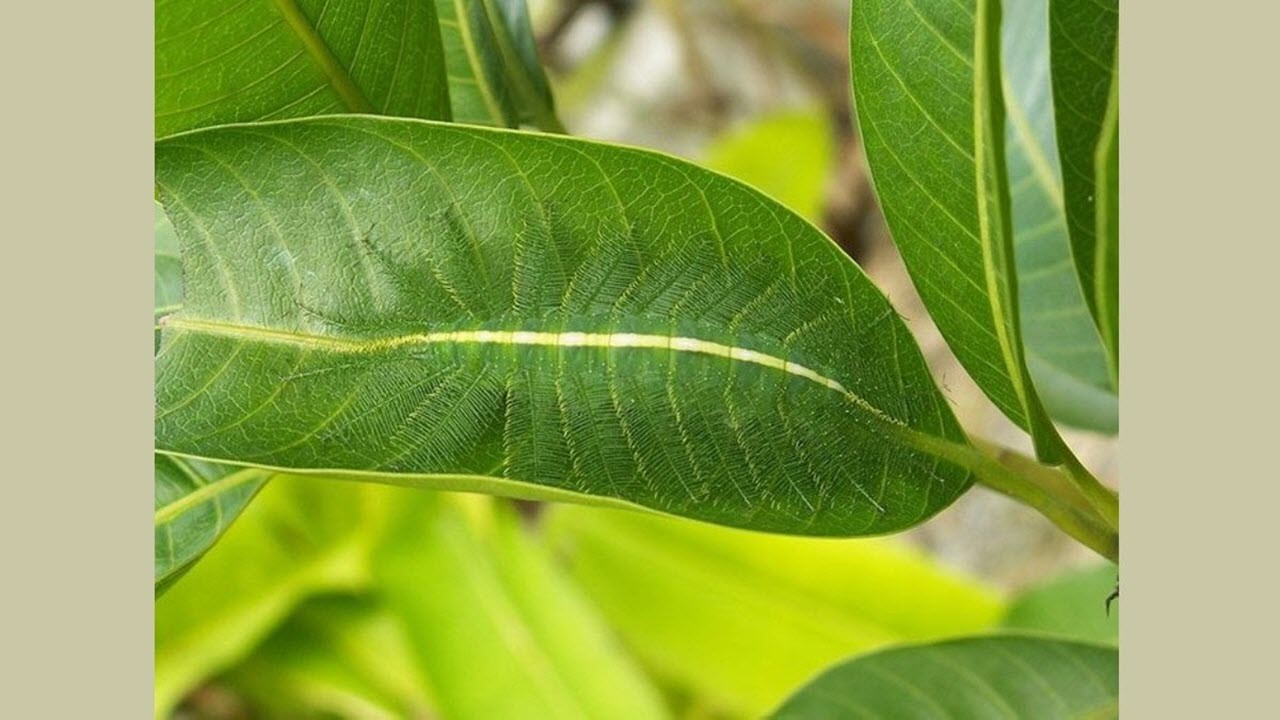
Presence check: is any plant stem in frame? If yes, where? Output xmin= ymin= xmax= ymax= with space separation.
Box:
xmin=970 ymin=443 xmax=1118 ymax=562
xmin=903 ymin=432 xmax=1119 ymax=562
xmin=1060 ymin=453 xmax=1120 ymax=530
xmin=973 ymin=440 xmax=1118 ymax=562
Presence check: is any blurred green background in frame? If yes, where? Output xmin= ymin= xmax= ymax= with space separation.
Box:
xmin=159 ymin=2 xmax=1118 ymax=717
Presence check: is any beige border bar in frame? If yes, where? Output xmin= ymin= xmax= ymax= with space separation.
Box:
xmin=2 ymin=2 xmax=153 ymax=716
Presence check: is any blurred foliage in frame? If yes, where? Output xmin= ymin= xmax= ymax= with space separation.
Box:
xmin=544 ymin=505 xmax=1004 ymax=718
xmin=224 ymin=596 xmax=432 ymax=719
xmin=375 ymin=494 xmax=669 ymax=720
xmin=699 ymin=109 xmax=833 ymax=224
xmin=1002 ymin=562 xmax=1120 ymax=645
xmin=156 ymin=478 xmax=389 ymax=716
xmin=158 ymin=479 xmax=1011 ymax=719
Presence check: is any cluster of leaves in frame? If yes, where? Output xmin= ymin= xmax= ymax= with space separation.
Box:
xmin=155 ymin=0 xmax=1119 ymax=716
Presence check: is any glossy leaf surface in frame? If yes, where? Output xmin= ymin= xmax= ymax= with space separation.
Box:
xmin=546 ymin=504 xmax=1004 ymax=718
xmin=156 ymin=116 xmax=976 ymax=537
xmin=1003 ymin=0 xmax=1116 ymax=432
xmin=772 ymin=635 xmax=1118 ymax=719
xmin=155 ymin=0 xmax=451 ymax=138
xmin=849 ymin=0 xmax=1066 ymax=460
xmin=1049 ymin=0 xmax=1119 ymax=331
xmin=1094 ymin=66 xmax=1119 ymax=381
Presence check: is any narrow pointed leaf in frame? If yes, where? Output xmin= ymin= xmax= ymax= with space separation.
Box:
xmin=433 ymin=0 xmax=562 ymax=130
xmin=487 ymin=0 xmax=564 ymax=130
xmin=771 ymin=636 xmax=1118 ymax=719
xmin=1003 ymin=0 xmax=1116 ymax=432
xmin=849 ymin=0 xmax=1067 ymax=460
xmin=1049 ymin=0 xmax=1119 ymax=335
xmin=376 ymin=495 xmax=669 ymax=720
xmin=546 ymin=504 xmax=1004 ymax=718
xmin=435 ymin=0 xmax=516 ymax=125
xmin=1094 ymin=65 xmax=1119 ymax=381
xmin=156 ymin=116 xmax=976 ymax=538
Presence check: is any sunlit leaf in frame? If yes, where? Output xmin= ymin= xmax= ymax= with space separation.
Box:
xmin=154 ymin=0 xmax=460 ymax=585
xmin=155 ymin=202 xmax=267 ymax=590
xmin=154 ymin=454 xmax=266 ymax=591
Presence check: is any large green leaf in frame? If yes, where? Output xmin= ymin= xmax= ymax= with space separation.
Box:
xmin=433 ymin=0 xmax=562 ymax=130
xmin=224 ymin=595 xmax=435 ymax=719
xmin=546 ymin=504 xmax=1004 ymax=718
xmin=1049 ymin=0 xmax=1119 ymax=343
xmin=377 ymin=494 xmax=669 ymax=720
xmin=155 ymin=477 xmax=392 ymax=717
xmin=771 ymin=635 xmax=1118 ymax=719
xmin=155 ymin=115 xmax=979 ymax=537
xmin=850 ymin=0 xmax=1067 ymax=461
xmin=1002 ymin=563 xmax=1118 ymax=645
xmin=701 ymin=109 xmax=835 ymax=224
xmin=1002 ymin=0 xmax=1116 ymax=432
xmin=155 ymin=0 xmax=451 ymax=138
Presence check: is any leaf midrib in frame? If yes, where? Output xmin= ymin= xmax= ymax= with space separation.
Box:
xmin=271 ymin=0 xmax=375 ymax=113
xmin=163 ymin=316 xmax=903 ymax=429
